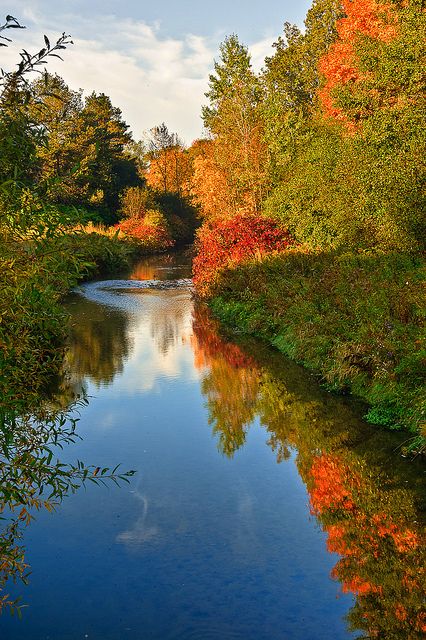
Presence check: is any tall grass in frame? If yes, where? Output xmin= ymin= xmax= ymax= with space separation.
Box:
xmin=208 ymin=249 xmax=425 ymax=447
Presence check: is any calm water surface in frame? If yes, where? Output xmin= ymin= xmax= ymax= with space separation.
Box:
xmin=3 ymin=251 xmax=425 ymax=639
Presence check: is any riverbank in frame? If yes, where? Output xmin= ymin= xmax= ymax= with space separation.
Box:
xmin=0 ymin=230 xmax=151 ymax=407
xmin=207 ymin=249 xmax=425 ymax=451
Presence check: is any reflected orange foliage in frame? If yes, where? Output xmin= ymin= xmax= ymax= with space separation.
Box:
xmin=129 ymin=264 xmax=158 ymax=281
xmin=310 ymin=453 xmax=359 ymax=514
xmin=191 ymin=305 xmax=259 ymax=457
xmin=308 ymin=451 xmax=425 ymax=637
xmin=191 ymin=305 xmax=256 ymax=371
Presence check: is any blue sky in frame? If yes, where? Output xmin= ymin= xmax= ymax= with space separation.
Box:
xmin=0 ymin=1 xmax=312 ymax=142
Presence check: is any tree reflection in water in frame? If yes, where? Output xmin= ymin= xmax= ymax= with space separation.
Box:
xmin=192 ymin=305 xmax=259 ymax=457
xmin=191 ymin=304 xmax=426 ymax=639
xmin=1 ymin=288 xmax=136 ymax=615
xmin=64 ymin=294 xmax=133 ymax=389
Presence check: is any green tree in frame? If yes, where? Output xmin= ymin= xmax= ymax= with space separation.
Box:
xmin=28 ymin=73 xmax=85 ymax=202
xmin=202 ymin=35 xmax=268 ymax=213
xmin=79 ymin=92 xmax=134 ymax=211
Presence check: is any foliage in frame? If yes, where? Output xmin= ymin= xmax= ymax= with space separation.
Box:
xmin=116 ymin=209 xmax=174 ymax=251
xmin=199 ymin=35 xmax=269 ymax=215
xmin=192 ymin=214 xmax=293 ymax=298
xmin=119 ymin=184 xmax=198 ymax=245
xmin=0 ymin=230 xmax=140 ymax=409
xmin=207 ymin=249 xmax=425 ymax=440
xmin=308 ymin=453 xmax=425 ymax=637
xmin=145 ymin=123 xmax=192 ymax=197
xmin=190 ymin=0 xmax=425 ymax=443
xmin=119 ymin=185 xmax=151 ymax=219
xmin=318 ymin=0 xmax=399 ymax=124
xmin=0 ymin=17 xmax=141 ymax=225
xmin=189 ymin=139 xmax=234 ymax=220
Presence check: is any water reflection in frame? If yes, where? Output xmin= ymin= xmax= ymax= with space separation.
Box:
xmin=5 ymin=251 xmax=423 ymax=638
xmin=192 ymin=305 xmax=426 ymax=639
xmin=65 ymin=295 xmax=132 ymax=389
xmin=128 ymin=250 xmax=193 ymax=283
xmin=192 ymin=305 xmax=259 ymax=456
xmin=60 ymin=283 xmax=425 ymax=639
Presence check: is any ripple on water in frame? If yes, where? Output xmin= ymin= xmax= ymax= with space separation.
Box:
xmin=74 ymin=278 xmax=193 ymax=309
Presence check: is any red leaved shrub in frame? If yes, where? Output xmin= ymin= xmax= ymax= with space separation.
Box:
xmin=116 ymin=210 xmax=174 ymax=252
xmin=193 ymin=213 xmax=293 ymax=298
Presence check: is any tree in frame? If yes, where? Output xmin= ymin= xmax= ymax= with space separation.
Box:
xmin=27 ymin=73 xmax=85 ymax=202
xmin=79 ymin=92 xmax=134 ymax=210
xmin=318 ymin=0 xmax=399 ymax=124
xmin=145 ymin=123 xmax=189 ymax=196
xmin=261 ymin=1 xmax=343 ymax=186
xmin=189 ymin=138 xmax=233 ymax=220
xmin=201 ymin=35 xmax=269 ymax=214
xmin=0 ymin=16 xmax=74 ymax=231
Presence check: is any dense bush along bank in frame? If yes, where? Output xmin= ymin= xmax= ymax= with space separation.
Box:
xmin=205 ymin=250 xmax=425 ymax=446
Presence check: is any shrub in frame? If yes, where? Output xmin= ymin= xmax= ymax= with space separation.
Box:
xmin=193 ymin=213 xmax=293 ymax=298
xmin=119 ymin=186 xmax=151 ymax=219
xmin=116 ymin=209 xmax=174 ymax=251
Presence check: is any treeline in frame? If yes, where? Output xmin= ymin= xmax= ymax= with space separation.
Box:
xmin=0 ymin=16 xmax=198 ymax=243
xmin=190 ymin=0 xmax=425 ymax=444
xmin=190 ymin=0 xmax=424 ymax=252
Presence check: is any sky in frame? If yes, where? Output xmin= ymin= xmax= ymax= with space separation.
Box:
xmin=0 ymin=1 xmax=312 ymax=144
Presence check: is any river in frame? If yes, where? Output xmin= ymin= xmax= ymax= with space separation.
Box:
xmin=3 ymin=250 xmax=425 ymax=639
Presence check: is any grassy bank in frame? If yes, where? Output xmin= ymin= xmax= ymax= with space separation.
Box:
xmin=0 ymin=230 xmax=144 ymax=408
xmin=208 ymin=250 xmax=425 ymax=447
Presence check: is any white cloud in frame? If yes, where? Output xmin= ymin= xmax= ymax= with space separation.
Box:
xmin=0 ymin=9 xmax=275 ymax=144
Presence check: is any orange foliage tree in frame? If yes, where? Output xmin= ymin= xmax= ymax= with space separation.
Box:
xmin=198 ymin=35 xmax=270 ymax=217
xmin=145 ymin=146 xmax=193 ymax=198
xmin=116 ymin=210 xmax=173 ymax=251
xmin=318 ymin=0 xmax=399 ymax=124
xmin=189 ymin=139 xmax=234 ymax=220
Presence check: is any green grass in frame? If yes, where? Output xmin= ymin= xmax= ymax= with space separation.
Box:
xmin=209 ymin=249 xmax=425 ymax=444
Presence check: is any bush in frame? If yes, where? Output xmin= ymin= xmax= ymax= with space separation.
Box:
xmin=116 ymin=209 xmax=174 ymax=251
xmin=193 ymin=213 xmax=293 ymax=298
xmin=0 ymin=229 xmax=138 ymax=407
xmin=119 ymin=186 xmax=151 ymax=219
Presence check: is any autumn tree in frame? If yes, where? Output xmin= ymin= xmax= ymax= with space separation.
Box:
xmin=189 ymin=138 xmax=233 ymax=220
xmin=261 ymin=1 xmax=343 ymax=186
xmin=200 ymin=35 xmax=269 ymax=215
xmin=145 ymin=122 xmax=190 ymax=196
xmin=260 ymin=0 xmax=425 ymax=252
